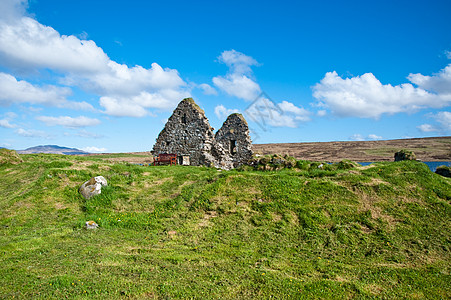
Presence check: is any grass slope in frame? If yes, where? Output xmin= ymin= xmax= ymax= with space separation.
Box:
xmin=0 ymin=154 xmax=450 ymax=299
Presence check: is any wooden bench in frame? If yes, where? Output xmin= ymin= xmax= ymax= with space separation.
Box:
xmin=153 ymin=153 xmax=177 ymax=166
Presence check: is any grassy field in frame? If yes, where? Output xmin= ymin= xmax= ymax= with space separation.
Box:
xmin=0 ymin=152 xmax=450 ymax=299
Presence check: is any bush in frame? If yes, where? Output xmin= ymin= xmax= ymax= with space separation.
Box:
xmin=333 ymin=160 xmax=358 ymax=170
xmin=394 ymin=149 xmax=416 ymax=161
xmin=435 ymin=165 xmax=451 ymax=178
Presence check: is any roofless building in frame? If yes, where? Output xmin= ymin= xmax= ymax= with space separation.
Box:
xmin=152 ymin=98 xmax=252 ymax=169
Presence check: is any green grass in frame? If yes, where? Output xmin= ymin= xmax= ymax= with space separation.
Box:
xmin=0 ymin=154 xmax=450 ymax=299
xmin=86 ymin=153 xmax=150 ymax=159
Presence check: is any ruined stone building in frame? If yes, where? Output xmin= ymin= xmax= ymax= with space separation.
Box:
xmin=152 ymin=98 xmax=253 ymax=169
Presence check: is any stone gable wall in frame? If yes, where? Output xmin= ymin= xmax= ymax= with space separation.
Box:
xmin=215 ymin=113 xmax=253 ymax=168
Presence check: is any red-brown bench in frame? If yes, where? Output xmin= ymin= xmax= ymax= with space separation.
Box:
xmin=153 ymin=153 xmax=177 ymax=166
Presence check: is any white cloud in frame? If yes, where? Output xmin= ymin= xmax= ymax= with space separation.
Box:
xmin=417 ymin=124 xmax=437 ymax=132
xmin=244 ymin=97 xmax=310 ymax=128
xmin=408 ymin=64 xmax=451 ymax=94
xmin=0 ymin=5 xmax=189 ymax=116
xmin=217 ymin=49 xmax=259 ymax=75
xmin=213 ymin=50 xmax=261 ymax=101
xmin=0 ymin=119 xmax=15 ymax=128
xmin=75 ymin=129 xmax=104 ymax=139
xmin=213 ymin=74 xmax=261 ymax=101
xmin=80 ymin=61 xmax=185 ymax=97
xmin=350 ymin=134 xmax=383 ymax=141
xmin=313 ymin=71 xmax=451 ymax=119
xmin=0 ymin=0 xmax=28 ymax=24
xmin=99 ymin=96 xmax=149 ymax=117
xmin=15 ymin=128 xmax=52 ymax=138
xmin=198 ymin=83 xmax=217 ymax=95
xmin=0 ymin=17 xmax=109 ymax=73
xmin=0 ymin=142 xmax=12 ymax=148
xmin=278 ymin=101 xmax=311 ymax=122
xmin=36 ymin=116 xmax=101 ymax=128
xmin=214 ymin=104 xmax=240 ymax=120
xmin=350 ymin=134 xmax=365 ymax=141
xmin=0 ymin=72 xmax=93 ymax=110
xmin=77 ymin=31 xmax=88 ymax=40
xmin=0 ymin=111 xmax=17 ymax=128
xmin=434 ymin=111 xmax=451 ymax=131
xmin=81 ymin=146 xmax=107 ymax=153
xmin=418 ymin=111 xmax=451 ymax=133
xmin=368 ymin=134 xmax=383 ymax=140
xmin=4 ymin=111 xmax=17 ymax=119
xmin=20 ymin=106 xmax=42 ymax=113
xmin=445 ymin=50 xmax=451 ymax=59
xmin=317 ymin=110 xmax=327 ymax=117
xmin=99 ymin=89 xmax=187 ymax=117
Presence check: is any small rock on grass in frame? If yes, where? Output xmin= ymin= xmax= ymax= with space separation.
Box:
xmin=85 ymin=220 xmax=99 ymax=229
xmin=79 ymin=176 xmax=107 ymax=199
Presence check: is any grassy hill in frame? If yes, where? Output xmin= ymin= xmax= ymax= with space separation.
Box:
xmin=0 ymin=152 xmax=450 ymax=299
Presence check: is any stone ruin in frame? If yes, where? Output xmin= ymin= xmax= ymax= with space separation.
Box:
xmin=152 ymin=98 xmax=253 ymax=169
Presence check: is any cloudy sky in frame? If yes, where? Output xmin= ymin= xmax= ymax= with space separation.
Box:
xmin=1 ymin=0 xmax=450 ymax=152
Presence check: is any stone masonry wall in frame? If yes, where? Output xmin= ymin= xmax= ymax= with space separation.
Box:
xmin=215 ymin=113 xmax=253 ymax=168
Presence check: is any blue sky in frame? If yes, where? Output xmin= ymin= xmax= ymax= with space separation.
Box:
xmin=0 ymin=0 xmax=450 ymax=152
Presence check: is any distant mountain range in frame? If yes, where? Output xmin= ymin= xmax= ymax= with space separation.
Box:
xmin=17 ymin=145 xmax=90 ymax=155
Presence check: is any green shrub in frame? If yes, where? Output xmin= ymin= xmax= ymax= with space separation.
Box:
xmin=333 ymin=160 xmax=358 ymax=170
xmin=394 ymin=149 xmax=416 ymax=161
xmin=435 ymin=165 xmax=450 ymax=178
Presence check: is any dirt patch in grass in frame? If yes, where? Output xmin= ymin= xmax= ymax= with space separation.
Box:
xmin=360 ymin=223 xmax=373 ymax=234
xmin=363 ymin=284 xmax=385 ymax=296
xmin=271 ymin=212 xmax=283 ymax=222
xmin=198 ymin=211 xmax=218 ymax=227
xmin=71 ymin=161 xmax=93 ymax=170
xmin=54 ymin=202 xmax=67 ymax=210
xmin=368 ymin=178 xmax=390 ymax=186
xmin=13 ymin=200 xmax=34 ymax=209
xmin=146 ymin=177 xmax=173 ymax=187
xmin=289 ymin=211 xmax=299 ymax=225
xmin=358 ymin=191 xmax=397 ymax=228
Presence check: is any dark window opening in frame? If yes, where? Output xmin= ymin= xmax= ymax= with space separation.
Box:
xmin=230 ymin=140 xmax=236 ymax=155
xmin=181 ymin=113 xmax=187 ymax=124
xmin=166 ymin=141 xmax=171 ymax=147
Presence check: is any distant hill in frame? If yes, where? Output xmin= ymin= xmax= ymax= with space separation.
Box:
xmin=253 ymin=136 xmax=451 ymax=162
xmin=17 ymin=145 xmax=89 ymax=155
